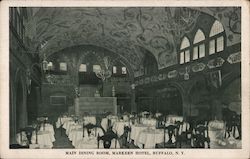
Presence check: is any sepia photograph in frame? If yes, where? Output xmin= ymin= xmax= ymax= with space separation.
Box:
xmin=0 ymin=0 xmax=249 ymax=159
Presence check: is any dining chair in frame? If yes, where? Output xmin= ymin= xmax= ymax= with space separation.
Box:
xmin=20 ymin=127 xmax=36 ymax=145
xmin=121 ymin=126 xmax=131 ymax=148
xmin=176 ymin=121 xmax=192 ymax=146
xmin=156 ymin=124 xmax=179 ymax=148
xmin=191 ymin=125 xmax=210 ymax=148
xmin=97 ymin=130 xmax=118 ymax=149
xmin=224 ymin=112 xmax=240 ymax=139
xmin=82 ymin=123 xmax=104 ymax=137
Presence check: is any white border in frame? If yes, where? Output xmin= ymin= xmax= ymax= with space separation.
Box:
xmin=0 ymin=0 xmax=249 ymax=159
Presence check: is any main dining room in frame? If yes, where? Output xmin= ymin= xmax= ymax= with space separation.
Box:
xmin=8 ymin=7 xmax=241 ymax=149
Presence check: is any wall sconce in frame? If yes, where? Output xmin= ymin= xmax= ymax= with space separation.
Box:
xmin=41 ymin=54 xmax=53 ymax=73
xmin=131 ymin=84 xmax=135 ymax=90
xmin=184 ymin=66 xmax=190 ymax=80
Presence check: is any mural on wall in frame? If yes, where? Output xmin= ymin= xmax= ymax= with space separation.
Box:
xmin=24 ymin=7 xmax=240 ymax=75
xmin=196 ymin=7 xmax=241 ymax=46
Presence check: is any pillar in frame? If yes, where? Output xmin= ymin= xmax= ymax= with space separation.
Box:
xmin=75 ymin=97 xmax=79 ymax=116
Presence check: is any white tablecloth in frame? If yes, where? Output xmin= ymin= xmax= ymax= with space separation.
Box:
xmin=63 ymin=120 xmax=76 ymax=135
xmin=137 ymin=129 xmax=164 ymax=148
xmin=83 ymin=116 xmax=96 ymax=125
xmin=31 ymin=131 xmax=55 ymax=148
xmin=137 ymin=128 xmax=176 ymax=149
xmin=130 ymin=124 xmax=155 ymax=145
xmin=74 ymin=127 xmax=107 ymax=148
xmin=56 ymin=116 xmax=72 ymax=128
xmin=112 ymin=121 xmax=130 ymax=137
xmin=101 ymin=117 xmax=118 ymax=131
xmin=75 ymin=137 xmax=120 ymax=149
xmin=165 ymin=115 xmax=183 ymax=124
xmin=140 ymin=118 xmax=157 ymax=127
xmin=67 ymin=124 xmax=82 ymax=138
xmin=67 ymin=123 xmax=82 ymax=136
xmin=16 ymin=132 xmax=28 ymax=146
xmin=40 ymin=123 xmax=55 ymax=136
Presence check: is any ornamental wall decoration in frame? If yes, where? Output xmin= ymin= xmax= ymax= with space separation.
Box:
xmin=207 ymin=57 xmax=225 ymax=69
xmin=168 ymin=70 xmax=178 ymax=79
xmin=192 ymin=63 xmax=206 ymax=72
xmin=227 ymin=52 xmax=241 ymax=64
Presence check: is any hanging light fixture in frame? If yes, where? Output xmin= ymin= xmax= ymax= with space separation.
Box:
xmin=95 ymin=56 xmax=112 ymax=81
xmin=42 ymin=54 xmax=48 ymax=73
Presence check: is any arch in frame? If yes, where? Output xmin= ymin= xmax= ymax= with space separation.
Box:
xmin=209 ymin=20 xmax=225 ymax=37
xmin=193 ymin=29 xmax=206 ymax=44
xmin=155 ymin=82 xmax=184 ymax=116
xmin=48 ymin=45 xmax=135 ymax=80
xmin=220 ymin=71 xmax=241 ymax=92
xmin=143 ymin=49 xmax=158 ymax=75
xmin=180 ymin=36 xmax=190 ymax=50
xmin=187 ymin=76 xmax=212 ymax=120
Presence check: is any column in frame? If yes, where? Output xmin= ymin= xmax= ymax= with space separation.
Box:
xmin=75 ymin=97 xmax=79 ymax=116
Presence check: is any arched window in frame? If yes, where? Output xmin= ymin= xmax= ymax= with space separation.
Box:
xmin=112 ymin=66 xmax=117 ymax=74
xmin=179 ymin=36 xmax=190 ymax=64
xmin=59 ymin=62 xmax=67 ymax=71
xmin=209 ymin=20 xmax=225 ymax=55
xmin=193 ymin=29 xmax=206 ymax=60
xmin=79 ymin=64 xmax=87 ymax=72
xmin=121 ymin=67 xmax=127 ymax=74
xmin=93 ymin=65 xmax=101 ymax=73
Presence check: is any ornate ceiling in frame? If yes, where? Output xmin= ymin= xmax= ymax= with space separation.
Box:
xmin=25 ymin=7 xmax=241 ymax=76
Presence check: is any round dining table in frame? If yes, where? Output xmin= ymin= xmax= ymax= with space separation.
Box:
xmin=112 ymin=121 xmax=130 ymax=137
xmin=39 ymin=123 xmax=55 ymax=136
xmin=137 ymin=128 xmax=165 ymax=148
xmin=130 ymin=124 xmax=156 ymax=146
xmin=31 ymin=130 xmax=55 ymax=148
xmin=56 ymin=116 xmax=72 ymax=128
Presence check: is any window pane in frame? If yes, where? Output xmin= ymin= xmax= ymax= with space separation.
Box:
xmin=217 ymin=36 xmax=224 ymax=52
xmin=180 ymin=52 xmax=184 ymax=64
xmin=193 ymin=46 xmax=198 ymax=60
xmin=209 ymin=39 xmax=215 ymax=55
xmin=113 ymin=66 xmax=117 ymax=74
xmin=122 ymin=67 xmax=127 ymax=74
xmin=199 ymin=44 xmax=205 ymax=58
xmin=185 ymin=50 xmax=190 ymax=62
xmin=180 ymin=37 xmax=190 ymax=50
xmin=193 ymin=29 xmax=205 ymax=44
xmin=48 ymin=62 xmax=54 ymax=70
xmin=79 ymin=64 xmax=87 ymax=72
xmin=209 ymin=20 xmax=224 ymax=37
xmin=60 ymin=62 xmax=67 ymax=71
xmin=93 ymin=65 xmax=101 ymax=73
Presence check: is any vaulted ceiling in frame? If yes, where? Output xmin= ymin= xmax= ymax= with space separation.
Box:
xmin=25 ymin=7 xmax=241 ymax=75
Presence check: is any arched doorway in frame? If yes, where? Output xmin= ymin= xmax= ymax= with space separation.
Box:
xmin=155 ymin=85 xmax=183 ymax=116
xmin=188 ymin=78 xmax=212 ymax=121
xmin=136 ymin=84 xmax=183 ymax=115
xmin=220 ymin=78 xmax=241 ymax=114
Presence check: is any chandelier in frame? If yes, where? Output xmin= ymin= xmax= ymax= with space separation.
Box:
xmin=41 ymin=54 xmax=54 ymax=84
xmin=95 ymin=56 xmax=113 ymax=81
